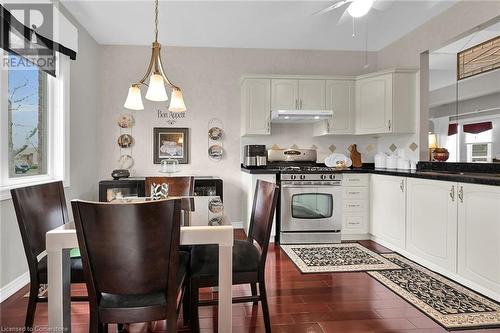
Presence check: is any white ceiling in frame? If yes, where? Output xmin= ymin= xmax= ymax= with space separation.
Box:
xmin=429 ymin=20 xmax=500 ymax=91
xmin=61 ymin=0 xmax=458 ymax=51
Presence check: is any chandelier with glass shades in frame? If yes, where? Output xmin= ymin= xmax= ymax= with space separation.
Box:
xmin=123 ymin=0 xmax=186 ymax=112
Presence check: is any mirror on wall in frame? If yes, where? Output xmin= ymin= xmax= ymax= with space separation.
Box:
xmin=428 ymin=20 xmax=500 ymax=163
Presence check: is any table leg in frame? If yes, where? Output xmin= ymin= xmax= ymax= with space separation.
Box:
xmin=48 ymin=248 xmax=71 ymax=332
xmin=218 ymin=244 xmax=232 ymax=333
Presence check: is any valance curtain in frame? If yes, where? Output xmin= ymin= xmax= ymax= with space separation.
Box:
xmin=448 ymin=123 xmax=458 ymax=136
xmin=463 ymin=121 xmax=493 ymax=134
xmin=0 ymin=4 xmax=77 ymax=77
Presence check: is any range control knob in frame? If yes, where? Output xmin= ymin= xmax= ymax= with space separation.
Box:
xmin=300 ymin=175 xmax=306 ymax=180
xmin=330 ymin=174 xmax=336 ymax=180
xmin=320 ymin=174 xmax=327 ymax=180
xmin=290 ymin=175 xmax=296 ymax=180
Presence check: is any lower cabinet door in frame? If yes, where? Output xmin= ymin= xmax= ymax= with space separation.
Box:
xmin=406 ymin=178 xmax=458 ymax=272
xmin=370 ymin=174 xmax=406 ymax=250
xmin=458 ymin=183 xmax=500 ymax=294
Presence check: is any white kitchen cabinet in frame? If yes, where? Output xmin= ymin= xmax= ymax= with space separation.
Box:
xmin=406 ymin=178 xmax=458 ymax=272
xmin=298 ymin=80 xmax=326 ymax=110
xmin=458 ymin=183 xmax=500 ymax=295
xmin=342 ymin=174 xmax=370 ymax=238
xmin=271 ymin=79 xmax=325 ymax=110
xmin=271 ymin=79 xmax=299 ymax=110
xmin=355 ymin=70 xmax=416 ymax=135
xmin=241 ymin=172 xmax=277 ymax=240
xmin=313 ymin=80 xmax=355 ymax=135
xmin=370 ymin=174 xmax=406 ymax=250
xmin=241 ymin=79 xmax=271 ymax=136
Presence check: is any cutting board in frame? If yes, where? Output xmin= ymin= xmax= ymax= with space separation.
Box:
xmin=349 ymin=144 xmax=362 ymax=168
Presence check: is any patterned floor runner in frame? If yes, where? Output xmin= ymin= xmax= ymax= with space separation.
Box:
xmin=368 ymin=253 xmax=500 ymax=330
xmin=280 ymin=243 xmax=401 ymax=273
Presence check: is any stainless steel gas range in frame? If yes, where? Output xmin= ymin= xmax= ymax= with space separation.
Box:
xmin=268 ymin=148 xmax=344 ymax=244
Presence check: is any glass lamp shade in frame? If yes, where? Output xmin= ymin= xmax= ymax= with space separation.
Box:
xmin=145 ymin=74 xmax=169 ymax=101
xmin=124 ymin=85 xmax=144 ymax=110
xmin=347 ymin=0 xmax=374 ymax=18
xmin=168 ymin=88 xmax=187 ymax=112
xmin=428 ymin=134 xmax=438 ymax=149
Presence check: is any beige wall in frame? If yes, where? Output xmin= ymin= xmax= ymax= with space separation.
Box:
xmin=98 ymin=46 xmax=378 ymax=224
xmin=0 ymin=8 xmax=99 ymax=292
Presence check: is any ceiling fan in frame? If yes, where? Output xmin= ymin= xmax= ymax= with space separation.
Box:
xmin=315 ymin=0 xmax=389 ymax=23
xmin=316 ymin=0 xmax=375 ymax=18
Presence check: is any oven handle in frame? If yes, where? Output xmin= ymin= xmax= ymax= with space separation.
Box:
xmin=281 ymin=184 xmax=342 ymax=188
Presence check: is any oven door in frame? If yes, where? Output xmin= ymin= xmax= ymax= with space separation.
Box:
xmin=281 ymin=184 xmax=343 ymax=232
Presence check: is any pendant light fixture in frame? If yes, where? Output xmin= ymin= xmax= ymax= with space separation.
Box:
xmin=124 ymin=0 xmax=186 ymax=112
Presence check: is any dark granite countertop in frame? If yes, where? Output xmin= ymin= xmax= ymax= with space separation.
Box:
xmin=241 ymin=165 xmax=500 ymax=186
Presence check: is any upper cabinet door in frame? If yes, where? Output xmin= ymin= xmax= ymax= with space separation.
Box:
xmin=326 ymin=80 xmax=354 ymax=134
xmin=298 ymin=80 xmax=326 ymax=110
xmin=355 ymin=73 xmax=393 ymax=134
xmin=241 ymin=79 xmax=271 ymax=136
xmin=271 ymin=79 xmax=298 ymax=110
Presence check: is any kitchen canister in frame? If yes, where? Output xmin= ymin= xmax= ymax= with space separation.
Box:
xmin=386 ymin=155 xmax=399 ymax=170
xmin=374 ymin=153 xmax=387 ymax=169
xmin=397 ymin=159 xmax=410 ymax=170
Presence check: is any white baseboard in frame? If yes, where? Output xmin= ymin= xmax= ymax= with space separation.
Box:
xmin=232 ymin=221 xmax=244 ymax=229
xmin=0 ymin=271 xmax=29 ymax=303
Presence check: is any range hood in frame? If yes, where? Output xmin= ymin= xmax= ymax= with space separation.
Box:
xmin=271 ymin=110 xmax=333 ymax=123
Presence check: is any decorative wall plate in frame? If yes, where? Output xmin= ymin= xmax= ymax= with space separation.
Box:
xmin=117 ymin=134 xmax=135 ymax=148
xmin=208 ymin=127 xmax=223 ymax=140
xmin=118 ymin=154 xmax=134 ymax=169
xmin=117 ymin=114 xmax=135 ymax=128
xmin=208 ymin=144 xmax=223 ymax=160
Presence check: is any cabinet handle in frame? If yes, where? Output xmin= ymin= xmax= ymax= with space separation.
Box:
xmin=450 ymin=185 xmax=455 ymax=202
xmin=295 ymin=99 xmax=298 ymax=109
xmin=388 ymin=120 xmax=392 ymax=131
xmin=326 ymin=121 xmax=330 ymax=133
xmin=458 ymin=186 xmax=463 ymax=203
xmin=267 ymin=117 xmax=270 ymax=133
xmin=400 ymin=179 xmax=404 ymax=192
xmin=299 ymin=99 xmax=302 ymax=109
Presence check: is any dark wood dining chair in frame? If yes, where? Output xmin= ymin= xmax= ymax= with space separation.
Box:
xmin=144 ymin=176 xmax=195 ymax=197
xmin=71 ymin=198 xmax=189 ymax=333
xmin=188 ymin=180 xmax=279 ymax=333
xmin=10 ymin=181 xmax=87 ymax=331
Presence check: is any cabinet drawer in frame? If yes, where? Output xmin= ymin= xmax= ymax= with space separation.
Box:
xmin=343 ymin=214 xmax=369 ymax=234
xmin=344 ymin=200 xmax=368 ymax=212
xmin=343 ymin=187 xmax=368 ymax=199
xmin=343 ymin=174 xmax=369 ymax=187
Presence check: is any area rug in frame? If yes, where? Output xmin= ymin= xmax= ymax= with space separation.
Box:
xmin=368 ymin=253 xmax=500 ymax=330
xmin=280 ymin=243 xmax=402 ymax=273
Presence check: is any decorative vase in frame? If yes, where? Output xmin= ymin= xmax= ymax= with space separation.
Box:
xmin=432 ymin=148 xmax=450 ymax=162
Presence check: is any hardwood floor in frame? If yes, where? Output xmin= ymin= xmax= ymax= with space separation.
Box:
xmin=1 ymin=230 xmax=499 ymax=333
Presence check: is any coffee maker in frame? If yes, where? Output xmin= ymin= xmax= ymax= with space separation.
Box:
xmin=243 ymin=145 xmax=267 ymax=167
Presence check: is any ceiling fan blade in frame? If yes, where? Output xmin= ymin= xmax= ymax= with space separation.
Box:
xmin=336 ymin=8 xmax=352 ymax=26
xmin=313 ymin=0 xmax=351 ymax=15
xmin=372 ymin=0 xmax=391 ymax=11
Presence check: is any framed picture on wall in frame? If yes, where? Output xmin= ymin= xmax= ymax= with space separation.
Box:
xmin=153 ymin=127 xmax=190 ymax=164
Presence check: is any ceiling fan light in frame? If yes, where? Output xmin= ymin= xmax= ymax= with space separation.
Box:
xmin=168 ymin=88 xmax=187 ymax=112
xmin=145 ymin=73 xmax=169 ymax=101
xmin=347 ymin=0 xmax=374 ymax=18
xmin=124 ymin=85 xmax=144 ymax=110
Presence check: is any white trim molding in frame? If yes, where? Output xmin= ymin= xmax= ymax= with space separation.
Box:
xmin=0 ymin=271 xmax=29 ymax=303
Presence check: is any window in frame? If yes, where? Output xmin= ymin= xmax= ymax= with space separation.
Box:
xmin=465 ymin=130 xmax=493 ymax=163
xmin=1 ymin=51 xmax=69 ymax=199
xmin=7 ymin=53 xmax=48 ymax=178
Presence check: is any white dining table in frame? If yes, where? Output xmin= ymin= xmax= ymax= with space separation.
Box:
xmin=46 ymin=199 xmax=234 ymax=333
